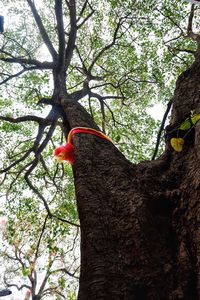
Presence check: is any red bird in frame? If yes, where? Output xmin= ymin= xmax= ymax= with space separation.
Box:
xmin=54 ymin=143 xmax=75 ymax=165
xmin=53 ymin=127 xmax=112 ymax=165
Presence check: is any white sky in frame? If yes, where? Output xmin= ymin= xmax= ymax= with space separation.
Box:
xmin=147 ymin=103 xmax=166 ymax=121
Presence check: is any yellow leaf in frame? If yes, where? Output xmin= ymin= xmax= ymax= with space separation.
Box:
xmin=170 ymin=138 xmax=184 ymax=152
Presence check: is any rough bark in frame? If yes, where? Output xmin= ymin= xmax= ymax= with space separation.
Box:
xmin=57 ymin=61 xmax=200 ymax=299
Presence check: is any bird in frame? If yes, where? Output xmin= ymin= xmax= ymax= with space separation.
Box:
xmin=53 ymin=127 xmax=113 ymax=165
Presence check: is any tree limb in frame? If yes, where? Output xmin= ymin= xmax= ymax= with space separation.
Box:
xmin=4 ymin=280 xmax=31 ymax=291
xmin=0 ymin=115 xmax=49 ymax=124
xmin=50 ymin=267 xmax=79 ymax=279
xmin=0 ymin=66 xmax=38 ymax=85
xmin=70 ymin=85 xmax=89 ymax=101
xmin=37 ymin=259 xmax=54 ymax=296
xmin=0 ymin=51 xmax=54 ymax=69
xmin=156 ymin=7 xmax=184 ymax=36
xmin=77 ymin=1 xmax=95 ymax=30
xmin=65 ymin=0 xmax=77 ymax=69
xmin=52 ymin=214 xmax=80 ymax=227
xmin=3 ymin=35 xmax=33 ymax=59
xmin=55 ymin=0 xmax=65 ymax=71
xmin=0 ymin=149 xmax=33 ymax=174
xmin=23 ymin=121 xmax=57 ymax=215
xmin=152 ymin=99 xmax=173 ymax=160
xmin=77 ymin=0 xmax=89 ymax=22
xmin=34 ymin=215 xmax=48 ymax=261
xmin=7 ymin=161 xmax=33 ymax=193
xmin=75 ymin=46 xmax=88 ymax=73
xmin=24 ymin=159 xmax=53 ymax=217
xmin=187 ymin=4 xmax=196 ymax=36
xmin=187 ymin=3 xmax=200 ymax=54
xmin=169 ymin=47 xmax=195 ymax=55
xmin=27 ymin=0 xmax=58 ymax=60
xmin=88 ymin=90 xmax=124 ymax=102
xmin=88 ymin=18 xmax=123 ymax=73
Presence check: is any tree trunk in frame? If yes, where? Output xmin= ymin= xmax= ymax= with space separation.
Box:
xmin=60 ymin=61 xmax=200 ymax=299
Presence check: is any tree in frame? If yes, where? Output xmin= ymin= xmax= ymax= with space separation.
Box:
xmin=0 ymin=210 xmax=79 ymax=299
xmin=0 ymin=0 xmax=199 ymax=299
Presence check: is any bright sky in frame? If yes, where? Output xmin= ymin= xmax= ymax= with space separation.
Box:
xmin=147 ymin=103 xmax=166 ymax=121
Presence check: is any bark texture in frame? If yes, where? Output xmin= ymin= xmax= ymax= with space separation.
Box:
xmin=60 ymin=61 xmax=200 ymax=299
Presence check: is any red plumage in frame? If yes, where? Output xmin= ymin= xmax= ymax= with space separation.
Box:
xmin=53 ymin=127 xmax=113 ymax=165
xmin=53 ymin=143 xmax=75 ymax=165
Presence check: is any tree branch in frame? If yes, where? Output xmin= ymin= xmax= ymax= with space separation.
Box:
xmin=42 ymin=286 xmax=66 ymax=299
xmin=77 ymin=1 xmax=95 ymax=30
xmin=27 ymin=0 xmax=58 ymax=60
xmin=168 ymin=47 xmax=195 ymax=55
xmin=77 ymin=0 xmax=88 ymax=22
xmin=37 ymin=259 xmax=54 ymax=296
xmin=24 ymin=121 xmax=58 ymax=216
xmin=0 ymin=66 xmax=38 ymax=85
xmin=156 ymin=7 xmax=184 ymax=36
xmin=34 ymin=215 xmax=48 ymax=261
xmin=7 ymin=161 xmax=33 ymax=193
xmin=65 ymin=0 xmax=77 ymax=69
xmin=187 ymin=4 xmax=196 ymax=36
xmin=70 ymin=85 xmax=89 ymax=101
xmin=55 ymin=0 xmax=65 ymax=71
xmin=50 ymin=267 xmax=79 ymax=279
xmin=3 ymin=35 xmax=33 ymax=59
xmin=0 ymin=149 xmax=33 ymax=174
xmin=4 ymin=280 xmax=31 ymax=291
xmin=187 ymin=3 xmax=200 ymax=54
xmin=88 ymin=18 xmax=123 ymax=73
xmin=52 ymin=214 xmax=80 ymax=227
xmin=24 ymin=159 xmax=52 ymax=217
xmin=37 ymin=121 xmax=58 ymax=153
xmin=0 ymin=115 xmax=49 ymax=124
xmin=0 ymin=51 xmax=54 ymax=69
xmin=152 ymin=99 xmax=173 ymax=160
xmin=88 ymin=90 xmax=124 ymax=102
xmin=75 ymin=46 xmax=88 ymax=73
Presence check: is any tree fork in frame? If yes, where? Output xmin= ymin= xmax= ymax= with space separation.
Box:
xmin=45 ymin=21 xmax=200 ymax=295
xmin=55 ymin=55 xmax=200 ymax=298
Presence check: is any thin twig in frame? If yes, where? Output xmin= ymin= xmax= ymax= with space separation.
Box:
xmin=24 ymin=159 xmax=52 ymax=217
xmin=52 ymin=214 xmax=80 ymax=228
xmin=0 ymin=149 xmax=33 ymax=174
xmin=88 ymin=17 xmax=123 ymax=73
xmin=152 ymin=99 xmax=173 ymax=160
xmin=34 ymin=214 xmax=49 ymax=260
xmin=0 ymin=66 xmax=38 ymax=85
xmin=27 ymin=0 xmax=57 ymax=60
